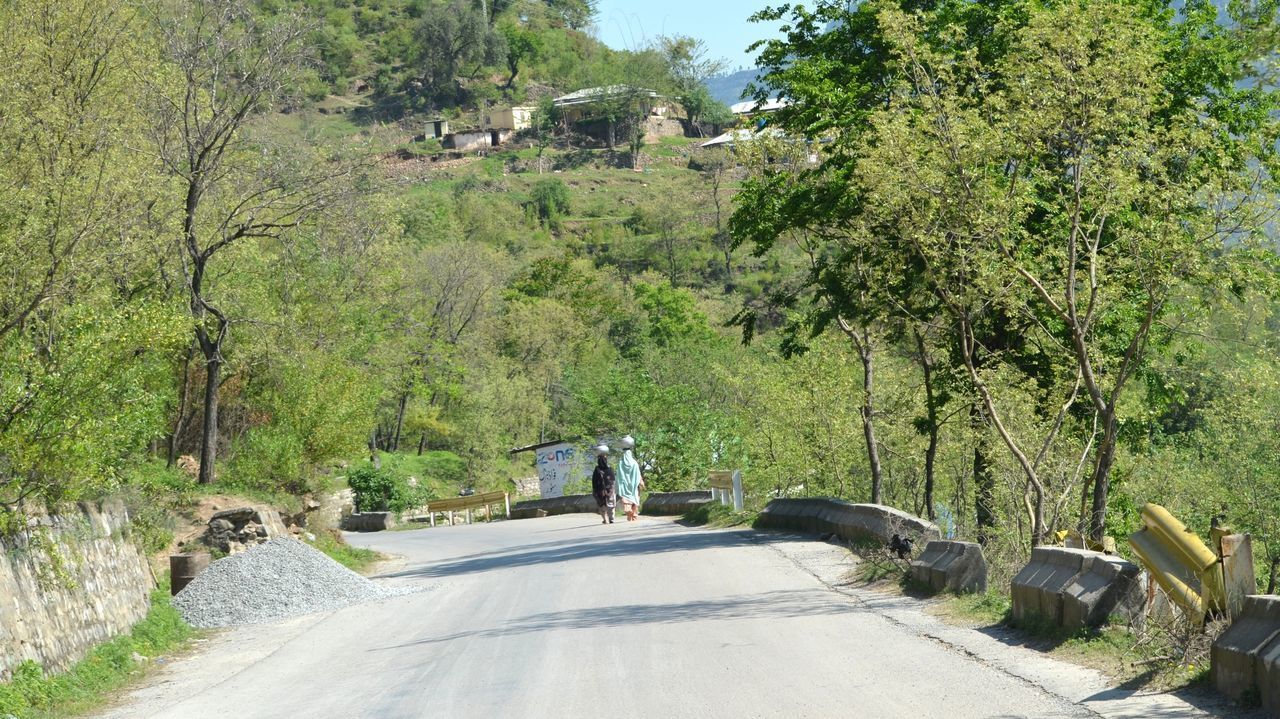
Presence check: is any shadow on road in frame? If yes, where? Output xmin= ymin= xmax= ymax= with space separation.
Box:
xmin=374 ymin=523 xmax=759 ymax=580
xmin=371 ymin=588 xmax=858 ymax=650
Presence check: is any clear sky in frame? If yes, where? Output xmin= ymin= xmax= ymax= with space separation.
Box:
xmin=591 ymin=1 xmax=782 ymax=73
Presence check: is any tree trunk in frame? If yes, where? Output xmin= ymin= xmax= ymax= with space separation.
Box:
xmin=959 ymin=319 xmax=1046 ymax=545
xmin=167 ymin=346 xmax=195 ymax=468
xmin=857 ymin=341 xmax=884 ymax=504
xmin=1087 ymin=410 xmax=1119 ymax=543
xmin=973 ymin=405 xmax=997 ymax=546
xmin=197 ymin=356 xmax=220 ymax=485
xmin=916 ymin=330 xmax=939 ymax=521
xmin=1268 ymin=557 xmax=1279 ymax=595
xmin=392 ymin=391 xmax=409 ymax=452
xmin=418 ymin=432 xmax=427 ymax=456
xmin=505 ymin=58 xmax=518 ymax=89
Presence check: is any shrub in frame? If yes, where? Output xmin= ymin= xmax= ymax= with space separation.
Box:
xmin=346 ymin=466 xmax=428 ymax=513
xmin=528 ymin=177 xmax=570 ymax=224
xmin=224 ymin=427 xmax=306 ymax=495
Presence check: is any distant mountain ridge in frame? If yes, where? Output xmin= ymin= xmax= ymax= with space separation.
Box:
xmin=704 ymin=68 xmax=764 ymax=105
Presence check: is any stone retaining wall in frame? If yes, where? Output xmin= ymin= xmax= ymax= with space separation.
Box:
xmin=312 ymin=488 xmax=355 ymax=530
xmin=755 ymin=498 xmax=940 ymax=545
xmin=0 ymin=501 xmax=154 ymax=680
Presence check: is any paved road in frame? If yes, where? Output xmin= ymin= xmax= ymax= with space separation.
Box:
xmin=97 ymin=516 xmax=1235 ymax=719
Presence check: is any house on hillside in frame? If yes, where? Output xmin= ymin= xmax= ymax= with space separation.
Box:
xmin=486 ymin=106 xmax=536 ymax=131
xmin=729 ymin=97 xmax=789 ymax=117
xmin=700 ymin=127 xmax=786 ymax=149
xmin=701 ymin=127 xmax=817 ymax=165
xmin=552 ymin=85 xmax=685 ymax=145
xmin=444 ymin=129 xmax=492 ymax=152
xmin=426 ymin=118 xmax=450 ymax=139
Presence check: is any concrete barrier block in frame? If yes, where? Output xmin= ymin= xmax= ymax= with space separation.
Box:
xmin=799 ymin=500 xmax=827 ymax=533
xmin=509 ymin=507 xmax=549 ymax=520
xmin=511 ymin=495 xmax=599 ymax=517
xmin=1222 ymin=534 xmax=1259 ymax=621
xmin=1257 ymin=625 xmax=1280 ymax=715
xmin=756 ymin=499 xmax=939 ymax=550
xmin=1212 ymin=595 xmax=1280 ymax=703
xmin=1061 ymin=554 xmax=1145 ymax=631
xmin=642 ymin=491 xmax=714 ymax=516
xmin=341 ymin=512 xmax=396 ymax=531
xmin=846 ymin=503 xmax=941 ymax=545
xmin=911 ymin=541 xmax=987 ymax=594
xmin=1011 ymin=547 xmax=1093 ymax=625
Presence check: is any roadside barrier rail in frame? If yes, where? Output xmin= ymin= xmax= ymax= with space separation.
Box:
xmin=413 ymin=491 xmax=510 ymax=527
xmin=1128 ymin=503 xmax=1225 ymax=619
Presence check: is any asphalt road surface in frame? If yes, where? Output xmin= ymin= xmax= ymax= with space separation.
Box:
xmin=97 ymin=515 xmax=1241 ymax=719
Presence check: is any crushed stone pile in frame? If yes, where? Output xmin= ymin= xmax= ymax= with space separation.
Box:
xmin=173 ymin=538 xmax=406 ymax=628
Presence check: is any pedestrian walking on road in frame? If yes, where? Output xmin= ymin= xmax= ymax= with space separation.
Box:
xmin=591 ymin=444 xmax=616 ymax=524
xmin=616 ymin=435 xmax=645 ymax=521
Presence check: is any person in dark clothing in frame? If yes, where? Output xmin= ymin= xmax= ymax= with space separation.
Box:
xmin=591 ymin=445 xmax=616 ymax=524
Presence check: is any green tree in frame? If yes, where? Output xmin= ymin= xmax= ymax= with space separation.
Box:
xmin=0 ymin=0 xmax=187 ymax=507
xmin=736 ymin=0 xmax=1280 ymax=544
xmin=150 ymin=0 xmax=356 ymax=485
xmin=658 ymin=35 xmax=727 ymax=136
xmin=414 ymin=0 xmax=503 ymax=105
xmin=529 ymin=94 xmax=560 ymax=174
xmin=497 ymin=16 xmax=543 ymax=89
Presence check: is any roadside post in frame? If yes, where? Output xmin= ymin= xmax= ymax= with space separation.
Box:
xmin=709 ymin=470 xmax=743 ymax=512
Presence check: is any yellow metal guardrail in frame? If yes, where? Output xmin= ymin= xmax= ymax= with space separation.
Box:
xmin=1128 ymin=503 xmax=1225 ymax=619
xmin=415 ymin=491 xmax=510 ymax=526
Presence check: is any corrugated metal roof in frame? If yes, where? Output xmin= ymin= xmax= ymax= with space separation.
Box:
xmin=729 ymin=98 xmax=789 ymax=115
xmin=701 ymin=128 xmax=786 ymax=148
xmin=553 ymin=85 xmax=661 ymax=106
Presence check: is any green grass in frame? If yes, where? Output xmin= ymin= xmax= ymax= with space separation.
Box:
xmin=306 ymin=530 xmax=381 ymax=574
xmin=647 ymin=135 xmax=700 ymax=158
xmin=0 ymin=580 xmax=196 ymax=719
xmin=943 ymin=590 xmax=1013 ymax=625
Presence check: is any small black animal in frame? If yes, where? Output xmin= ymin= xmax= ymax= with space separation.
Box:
xmin=889 ymin=533 xmax=914 ymax=559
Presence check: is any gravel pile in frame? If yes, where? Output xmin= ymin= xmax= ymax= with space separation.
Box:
xmin=173 ymin=538 xmax=405 ymax=628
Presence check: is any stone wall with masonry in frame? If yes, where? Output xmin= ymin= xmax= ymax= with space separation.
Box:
xmin=0 ymin=501 xmax=153 ymax=680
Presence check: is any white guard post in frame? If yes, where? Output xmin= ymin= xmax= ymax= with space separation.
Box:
xmin=708 ymin=470 xmax=744 ymax=512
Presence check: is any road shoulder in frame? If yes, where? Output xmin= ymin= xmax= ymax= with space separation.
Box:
xmin=750 ymin=530 xmax=1260 ymax=719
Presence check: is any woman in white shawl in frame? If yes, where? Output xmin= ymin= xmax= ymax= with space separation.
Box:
xmin=615 ymin=435 xmax=645 ymax=521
